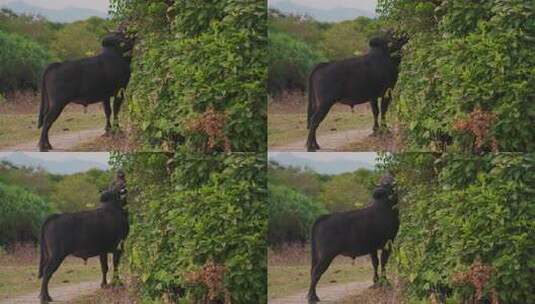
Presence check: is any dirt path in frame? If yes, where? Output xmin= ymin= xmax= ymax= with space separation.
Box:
xmin=270 ymin=128 xmax=373 ymax=152
xmin=0 ymin=128 xmax=103 ymax=152
xmin=0 ymin=280 xmax=100 ymax=304
xmin=269 ymin=281 xmax=371 ymax=304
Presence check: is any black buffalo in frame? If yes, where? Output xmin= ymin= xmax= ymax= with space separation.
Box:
xmin=306 ymin=35 xmax=407 ymax=152
xmin=38 ymin=187 xmax=128 ymax=304
xmin=307 ymin=173 xmax=399 ymax=303
xmin=37 ymin=31 xmax=134 ymax=152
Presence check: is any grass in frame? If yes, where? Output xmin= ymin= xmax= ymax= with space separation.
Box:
xmin=0 ymin=244 xmax=101 ymax=301
xmin=340 ymin=285 xmax=408 ymax=304
xmin=268 ymin=92 xmax=373 ymax=148
xmin=268 ymin=244 xmax=373 ymax=299
xmin=71 ymin=277 xmax=141 ymax=304
xmin=0 ymin=92 xmax=106 ymax=149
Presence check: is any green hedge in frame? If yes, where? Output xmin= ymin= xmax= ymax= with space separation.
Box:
xmin=111 ymin=0 xmax=266 ymax=153
xmin=382 ymin=153 xmax=535 ymax=304
xmin=113 ymin=152 xmax=266 ymax=303
xmin=0 ymin=182 xmax=52 ymax=245
xmin=378 ymin=0 xmax=535 ymax=152
xmin=0 ymin=30 xmax=53 ymax=93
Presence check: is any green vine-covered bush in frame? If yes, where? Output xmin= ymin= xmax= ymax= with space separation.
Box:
xmin=378 ymin=0 xmax=535 ymax=152
xmin=110 ymin=0 xmax=266 ymax=152
xmin=268 ymin=30 xmax=325 ymax=95
xmin=0 ymin=182 xmax=52 ymax=245
xmin=381 ymin=153 xmax=535 ymax=303
xmin=112 ymin=152 xmax=266 ymax=303
xmin=268 ymin=184 xmax=326 ymax=246
xmin=0 ymin=30 xmax=54 ymax=93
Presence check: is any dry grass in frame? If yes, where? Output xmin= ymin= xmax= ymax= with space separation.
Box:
xmin=268 ymin=244 xmax=373 ymax=299
xmin=340 ymin=279 xmax=408 ymax=304
xmin=0 ymin=243 xmax=101 ymax=300
xmin=71 ymin=277 xmax=141 ymax=304
xmin=71 ymin=125 xmax=142 ymax=152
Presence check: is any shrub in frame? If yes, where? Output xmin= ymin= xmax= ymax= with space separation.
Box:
xmin=378 ymin=0 xmax=535 ymax=152
xmin=111 ymin=0 xmax=266 ymax=152
xmin=0 ymin=182 xmax=52 ymax=246
xmin=268 ymin=30 xmax=325 ymax=95
xmin=268 ymin=184 xmax=326 ymax=246
xmin=383 ymin=153 xmax=535 ymax=303
xmin=0 ymin=30 xmax=54 ymax=93
xmin=112 ymin=152 xmax=266 ymax=303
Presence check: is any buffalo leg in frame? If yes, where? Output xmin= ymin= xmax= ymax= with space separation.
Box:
xmin=306 ymin=103 xmax=333 ymax=152
xmin=307 ymin=255 xmax=334 ymax=303
xmin=99 ymin=253 xmax=109 ymax=288
xmin=370 ymin=99 xmax=379 ymax=134
xmin=39 ymin=254 xmax=66 ymax=303
xmin=371 ymin=251 xmax=379 ymax=285
xmin=380 ymin=93 xmax=391 ymax=128
xmin=39 ymin=104 xmax=66 ymax=152
xmin=380 ymin=248 xmax=391 ymax=278
xmin=112 ymin=249 xmax=122 ymax=283
xmin=112 ymin=92 xmax=124 ymax=131
xmin=103 ymin=99 xmax=112 ymax=136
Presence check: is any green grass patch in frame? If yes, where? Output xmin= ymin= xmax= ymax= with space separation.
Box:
xmin=268 ymin=259 xmax=372 ymax=299
xmin=0 ymin=256 xmax=101 ymax=300
xmin=0 ymin=107 xmax=105 ymax=149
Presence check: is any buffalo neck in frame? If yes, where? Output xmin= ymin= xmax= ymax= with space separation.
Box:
xmin=368 ymin=47 xmax=389 ymax=57
xmin=101 ymin=47 xmax=129 ymax=59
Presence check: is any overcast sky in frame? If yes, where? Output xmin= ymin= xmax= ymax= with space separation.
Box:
xmin=0 ymin=0 xmax=110 ymax=12
xmin=269 ymin=0 xmax=377 ymax=10
xmin=271 ymin=152 xmax=378 ymax=164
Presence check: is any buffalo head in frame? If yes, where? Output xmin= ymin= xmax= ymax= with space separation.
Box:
xmin=369 ymin=36 xmax=390 ymax=52
xmin=100 ymin=187 xmax=128 ymax=207
xmin=102 ymin=31 xmax=135 ymax=56
xmin=373 ymin=174 xmax=398 ymax=207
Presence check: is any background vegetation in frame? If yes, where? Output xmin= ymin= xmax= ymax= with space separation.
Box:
xmin=0 ymin=8 xmax=111 ymax=95
xmin=380 ymin=153 xmax=535 ymax=304
xmin=268 ymin=10 xmax=380 ymax=95
xmin=0 ymin=161 xmax=112 ymax=247
xmin=110 ymin=0 xmax=266 ymax=152
xmin=378 ymin=0 xmax=535 ymax=152
xmin=267 ymin=161 xmax=379 ymax=247
xmin=111 ymin=152 xmax=266 ymax=303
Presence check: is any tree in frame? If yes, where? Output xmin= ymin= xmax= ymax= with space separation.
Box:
xmin=50 ymin=174 xmax=101 ymax=212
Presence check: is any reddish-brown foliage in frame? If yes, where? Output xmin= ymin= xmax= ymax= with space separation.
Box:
xmin=453 ymin=107 xmax=498 ymax=152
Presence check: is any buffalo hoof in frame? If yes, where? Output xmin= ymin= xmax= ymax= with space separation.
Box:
xmin=308 ymin=294 xmax=320 ymax=303
xmin=101 ymin=282 xmax=109 ymax=289
xmin=307 ymin=143 xmax=319 ymax=152
xmin=39 ymin=295 xmax=52 ymax=304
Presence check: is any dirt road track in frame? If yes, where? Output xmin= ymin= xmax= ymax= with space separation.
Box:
xmin=269 ymin=281 xmax=371 ymax=304
xmin=0 ymin=280 xmax=100 ymax=304
xmin=0 ymin=128 xmax=103 ymax=152
xmin=270 ymin=128 xmax=373 ymax=152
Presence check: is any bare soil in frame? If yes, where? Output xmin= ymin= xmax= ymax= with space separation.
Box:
xmin=0 ymin=281 xmax=101 ymax=304
xmin=269 ymin=281 xmax=372 ymax=304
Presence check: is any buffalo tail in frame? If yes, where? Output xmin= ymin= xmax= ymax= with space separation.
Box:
xmin=38 ymin=63 xmax=60 ymax=128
